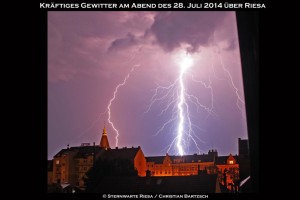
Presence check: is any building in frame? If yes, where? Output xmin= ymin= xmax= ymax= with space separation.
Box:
xmin=52 ymin=144 xmax=104 ymax=188
xmin=52 ymin=126 xmax=110 ymax=188
xmin=51 ymin=126 xmax=147 ymax=190
xmin=99 ymin=126 xmax=110 ymax=149
xmin=146 ymin=150 xmax=239 ymax=190
xmin=215 ymin=154 xmax=239 ymax=189
xmin=101 ymin=146 xmax=147 ymax=177
xmin=146 ymin=151 xmax=217 ymax=176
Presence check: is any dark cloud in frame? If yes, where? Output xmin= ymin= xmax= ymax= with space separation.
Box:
xmin=108 ymin=32 xmax=139 ymax=52
xmin=149 ymin=12 xmax=228 ymax=53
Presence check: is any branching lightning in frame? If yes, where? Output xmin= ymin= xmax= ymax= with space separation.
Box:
xmin=145 ymin=52 xmax=210 ymax=156
xmin=217 ymin=53 xmax=245 ymax=116
xmin=107 ymin=65 xmax=139 ymax=147
xmin=144 ymin=48 xmax=245 ymax=156
xmin=103 ymin=49 xmax=244 ymax=155
xmin=176 ymin=55 xmax=192 ymax=155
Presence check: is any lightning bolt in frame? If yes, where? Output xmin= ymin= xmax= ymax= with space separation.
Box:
xmin=145 ymin=47 xmax=245 ymax=156
xmin=107 ymin=65 xmax=139 ymax=147
xmin=145 ymin=51 xmax=211 ymax=156
xmin=217 ymin=53 xmax=245 ymax=116
xmin=176 ymin=55 xmax=192 ymax=155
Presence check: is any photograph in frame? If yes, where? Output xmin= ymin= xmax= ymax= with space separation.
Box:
xmin=46 ymin=8 xmax=259 ymax=195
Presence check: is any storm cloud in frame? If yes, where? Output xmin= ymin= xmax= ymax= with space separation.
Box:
xmin=149 ymin=12 xmax=228 ymax=53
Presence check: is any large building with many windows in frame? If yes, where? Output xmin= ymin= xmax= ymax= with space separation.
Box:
xmin=50 ymin=126 xmax=147 ymax=189
xmin=146 ymin=149 xmax=239 ymax=190
xmin=50 ymin=129 xmax=246 ymax=191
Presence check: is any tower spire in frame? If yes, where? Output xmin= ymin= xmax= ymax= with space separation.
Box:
xmin=100 ymin=122 xmax=110 ymax=149
xmin=103 ymin=121 xmax=107 ymax=135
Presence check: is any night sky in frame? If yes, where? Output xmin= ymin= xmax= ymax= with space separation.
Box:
xmin=48 ymin=11 xmax=248 ymax=159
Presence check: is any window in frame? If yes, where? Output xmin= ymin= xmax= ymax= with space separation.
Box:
xmin=56 ymin=160 xmax=60 ymax=165
xmin=229 ymin=160 xmax=234 ymax=164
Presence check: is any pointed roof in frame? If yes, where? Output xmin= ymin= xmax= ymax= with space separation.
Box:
xmin=100 ymin=125 xmax=110 ymax=149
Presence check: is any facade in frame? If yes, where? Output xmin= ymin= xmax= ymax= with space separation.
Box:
xmin=51 ymin=126 xmax=147 ymax=190
xmin=146 ymin=150 xmax=218 ymax=177
xmin=51 ymin=126 xmax=109 ymax=188
xmin=52 ymin=145 xmax=104 ymax=188
xmin=50 ymin=125 xmax=243 ymax=191
xmin=215 ymin=154 xmax=239 ymax=189
xmin=146 ymin=150 xmax=239 ymax=190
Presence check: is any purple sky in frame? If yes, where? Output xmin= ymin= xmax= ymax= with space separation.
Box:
xmin=48 ymin=11 xmax=248 ymax=159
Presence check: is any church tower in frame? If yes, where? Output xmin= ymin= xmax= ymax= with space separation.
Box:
xmin=100 ymin=125 xmax=110 ymax=149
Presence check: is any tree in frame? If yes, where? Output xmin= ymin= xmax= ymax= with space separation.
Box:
xmin=83 ymin=158 xmax=138 ymax=192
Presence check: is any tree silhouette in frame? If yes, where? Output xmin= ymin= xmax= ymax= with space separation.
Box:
xmin=84 ymin=158 xmax=138 ymax=192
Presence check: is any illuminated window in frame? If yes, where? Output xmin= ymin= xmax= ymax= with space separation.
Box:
xmin=56 ymin=160 xmax=59 ymax=165
xmin=229 ymin=160 xmax=234 ymax=164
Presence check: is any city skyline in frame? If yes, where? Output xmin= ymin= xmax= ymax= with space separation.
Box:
xmin=48 ymin=11 xmax=248 ymax=159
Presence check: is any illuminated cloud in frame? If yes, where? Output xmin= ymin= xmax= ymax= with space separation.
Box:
xmin=48 ymin=12 xmax=248 ymax=159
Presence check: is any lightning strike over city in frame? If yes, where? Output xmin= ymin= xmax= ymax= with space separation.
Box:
xmin=48 ymin=11 xmax=249 ymax=159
